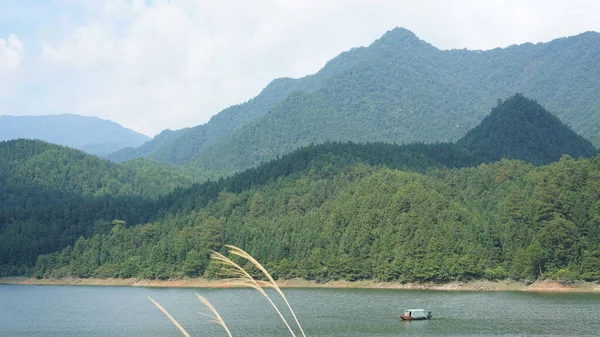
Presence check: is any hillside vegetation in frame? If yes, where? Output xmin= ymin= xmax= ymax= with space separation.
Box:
xmin=456 ymin=94 xmax=597 ymax=165
xmin=110 ymin=28 xmax=600 ymax=176
xmin=1 ymin=95 xmax=598 ymax=284
xmin=0 ymin=139 xmax=209 ymax=274
xmin=33 ymin=156 xmax=600 ymax=283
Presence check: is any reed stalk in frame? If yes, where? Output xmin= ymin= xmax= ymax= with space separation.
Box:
xmin=148 ymin=296 xmax=191 ymax=337
xmin=149 ymin=246 xmax=307 ymax=337
xmin=196 ymin=293 xmax=233 ymax=337
xmin=211 ymin=251 xmax=299 ymax=337
xmin=225 ymin=244 xmax=307 ymax=337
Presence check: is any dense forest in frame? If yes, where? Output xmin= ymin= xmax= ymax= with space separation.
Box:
xmin=456 ymin=94 xmax=597 ymax=165
xmin=110 ymin=28 xmax=600 ymax=177
xmin=2 ymin=95 xmax=598 ymax=283
xmin=0 ymin=139 xmax=209 ymax=274
xmin=1 ymin=139 xmax=447 ymax=275
xmin=31 ymin=156 xmax=600 ymax=283
xmin=193 ymin=94 xmax=597 ymax=174
xmin=0 ymin=139 xmax=209 ymax=199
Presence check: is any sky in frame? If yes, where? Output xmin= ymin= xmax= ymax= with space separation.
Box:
xmin=1 ymin=0 xmax=599 ymax=137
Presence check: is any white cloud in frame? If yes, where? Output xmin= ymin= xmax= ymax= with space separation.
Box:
xmin=2 ymin=0 xmax=600 ymax=136
xmin=36 ymin=0 xmax=355 ymax=135
xmin=0 ymin=34 xmax=23 ymax=74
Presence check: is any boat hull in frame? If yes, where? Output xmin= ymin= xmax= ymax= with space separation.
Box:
xmin=400 ymin=315 xmax=430 ymax=321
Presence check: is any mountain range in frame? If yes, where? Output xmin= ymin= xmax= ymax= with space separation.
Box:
xmin=1 ymin=93 xmax=598 ymax=280
xmin=0 ymin=114 xmax=150 ymax=156
xmin=108 ymin=28 xmax=600 ymax=176
xmin=1 ymin=26 xmax=599 ymax=285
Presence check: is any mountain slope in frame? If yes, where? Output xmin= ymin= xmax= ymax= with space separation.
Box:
xmin=34 ymin=155 xmax=600 ymax=282
xmin=456 ymin=94 xmax=597 ymax=165
xmin=192 ymin=90 xmax=598 ymax=174
xmin=160 ymin=95 xmax=598 ymax=214
xmin=106 ymin=49 xmax=367 ymax=164
xmin=0 ymin=114 xmax=150 ymax=156
xmin=188 ymin=29 xmax=600 ymax=173
xmin=113 ymin=28 xmax=600 ymax=172
xmin=2 ymin=90 xmax=599 ymax=276
xmin=0 ymin=139 xmax=208 ymax=272
xmin=4 ymin=91 xmax=596 ymax=274
xmin=0 ymin=139 xmax=197 ymax=200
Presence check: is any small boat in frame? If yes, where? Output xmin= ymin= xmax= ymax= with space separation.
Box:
xmin=399 ymin=309 xmax=432 ymax=320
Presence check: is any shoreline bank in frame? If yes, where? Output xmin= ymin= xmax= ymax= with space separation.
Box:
xmin=1 ymin=277 xmax=598 ymax=293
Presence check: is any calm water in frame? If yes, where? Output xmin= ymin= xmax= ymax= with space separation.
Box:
xmin=0 ymin=285 xmax=599 ymax=336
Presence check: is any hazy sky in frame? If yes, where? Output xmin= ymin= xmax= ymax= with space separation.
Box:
xmin=1 ymin=0 xmax=599 ymax=136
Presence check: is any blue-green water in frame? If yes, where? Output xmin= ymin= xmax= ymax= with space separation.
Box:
xmin=1 ymin=285 xmax=599 ymax=336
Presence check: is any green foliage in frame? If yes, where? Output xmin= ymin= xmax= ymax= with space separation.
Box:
xmin=457 ymin=94 xmax=597 ymax=165
xmin=183 ymin=250 xmax=204 ymax=277
xmin=114 ymin=28 xmax=600 ymax=174
xmin=484 ymin=266 xmax=508 ymax=280
xmin=2 ymin=107 xmax=600 ymax=282
xmin=25 ymin=154 xmax=600 ymax=283
xmin=0 ymin=139 xmax=210 ymax=275
xmin=578 ymin=250 xmax=600 ymax=281
xmin=0 ymin=139 xmax=203 ymax=199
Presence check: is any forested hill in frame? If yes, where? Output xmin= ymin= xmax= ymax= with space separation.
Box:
xmin=456 ymin=94 xmax=597 ymax=165
xmin=2 ymin=92 xmax=597 ymax=276
xmin=109 ymin=28 xmax=600 ymax=173
xmin=4 ymin=92 xmax=598 ymax=277
xmin=33 ymin=155 xmax=600 ymax=283
xmin=2 ymin=139 xmax=442 ymax=276
xmin=0 ymin=114 xmax=150 ymax=156
xmin=107 ymin=67 xmax=340 ymax=164
xmin=0 ymin=139 xmax=215 ymax=273
xmin=0 ymin=139 xmax=200 ymax=200
xmin=139 ymin=95 xmax=598 ymax=219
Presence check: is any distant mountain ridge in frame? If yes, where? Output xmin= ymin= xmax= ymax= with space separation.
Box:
xmin=108 ymin=60 xmax=349 ymax=164
xmin=108 ymin=28 xmax=600 ymax=173
xmin=13 ymin=109 xmax=600 ymax=281
xmin=1 ymin=93 xmax=598 ymax=276
xmin=0 ymin=114 xmax=150 ymax=156
xmin=146 ymin=94 xmax=600 ymax=216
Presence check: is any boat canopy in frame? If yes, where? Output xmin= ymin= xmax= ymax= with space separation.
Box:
xmin=405 ymin=309 xmax=430 ymax=318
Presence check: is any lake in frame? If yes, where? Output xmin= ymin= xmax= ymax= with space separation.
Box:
xmin=0 ymin=285 xmax=599 ymax=336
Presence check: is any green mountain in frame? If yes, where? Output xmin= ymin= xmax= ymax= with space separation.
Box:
xmin=107 ymin=128 xmax=189 ymax=163
xmin=0 ymin=139 xmax=200 ymax=200
xmin=5 ymin=90 xmax=600 ymax=278
xmin=3 ymin=92 xmax=598 ymax=276
xmin=107 ymin=73 xmax=332 ymax=165
xmin=0 ymin=139 xmax=209 ymax=273
xmin=142 ymin=94 xmax=599 ymax=218
xmin=456 ymin=94 xmax=597 ymax=165
xmin=107 ymin=38 xmax=376 ymax=165
xmin=0 ymin=114 xmax=151 ymax=156
xmin=109 ymin=28 xmax=600 ymax=175
xmin=33 ymin=155 xmax=600 ymax=283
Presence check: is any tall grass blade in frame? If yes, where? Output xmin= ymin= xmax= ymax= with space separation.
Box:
xmin=148 ymin=296 xmax=191 ymax=337
xmin=196 ymin=293 xmax=233 ymax=337
xmin=226 ymin=244 xmax=307 ymax=337
xmin=211 ymin=251 xmax=298 ymax=337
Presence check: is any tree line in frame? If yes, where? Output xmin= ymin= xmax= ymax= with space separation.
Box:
xmin=32 ymin=155 xmax=600 ymax=283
